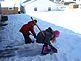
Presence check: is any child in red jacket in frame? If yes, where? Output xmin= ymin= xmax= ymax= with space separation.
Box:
xmin=19 ymin=20 xmax=37 ymax=44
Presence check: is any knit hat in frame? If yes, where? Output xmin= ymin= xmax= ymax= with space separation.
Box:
xmin=46 ymin=27 xmax=53 ymax=34
xmin=33 ymin=19 xmax=37 ymax=24
xmin=53 ymin=30 xmax=60 ymax=37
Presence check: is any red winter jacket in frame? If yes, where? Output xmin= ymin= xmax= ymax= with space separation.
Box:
xmin=19 ymin=21 xmax=36 ymax=37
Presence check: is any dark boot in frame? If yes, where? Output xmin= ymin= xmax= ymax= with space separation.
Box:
xmin=41 ymin=45 xmax=51 ymax=55
xmin=23 ymin=34 xmax=32 ymax=44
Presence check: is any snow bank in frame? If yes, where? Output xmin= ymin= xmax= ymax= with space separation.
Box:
xmin=0 ymin=14 xmax=81 ymax=61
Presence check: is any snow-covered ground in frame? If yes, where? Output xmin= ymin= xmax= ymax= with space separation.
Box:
xmin=26 ymin=7 xmax=81 ymax=35
xmin=0 ymin=8 xmax=81 ymax=61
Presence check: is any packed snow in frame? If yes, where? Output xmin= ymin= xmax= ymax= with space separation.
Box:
xmin=0 ymin=8 xmax=81 ymax=61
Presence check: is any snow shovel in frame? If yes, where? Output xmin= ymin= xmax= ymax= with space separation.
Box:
xmin=31 ymin=17 xmax=45 ymax=37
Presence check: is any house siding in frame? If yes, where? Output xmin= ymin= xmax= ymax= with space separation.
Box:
xmin=1 ymin=7 xmax=18 ymax=15
xmin=24 ymin=0 xmax=58 ymax=13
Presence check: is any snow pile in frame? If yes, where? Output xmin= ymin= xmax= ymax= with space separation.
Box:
xmin=0 ymin=14 xmax=81 ymax=61
xmin=0 ymin=14 xmax=31 ymax=49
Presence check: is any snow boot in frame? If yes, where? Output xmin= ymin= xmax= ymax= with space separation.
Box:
xmin=41 ymin=45 xmax=51 ymax=55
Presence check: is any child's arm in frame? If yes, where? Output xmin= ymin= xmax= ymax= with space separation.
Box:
xmin=52 ymin=35 xmax=56 ymax=43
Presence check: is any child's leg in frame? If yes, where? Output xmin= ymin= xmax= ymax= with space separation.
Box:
xmin=41 ymin=43 xmax=51 ymax=55
xmin=23 ymin=34 xmax=32 ymax=44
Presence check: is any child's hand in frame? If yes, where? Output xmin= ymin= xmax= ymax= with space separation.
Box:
xmin=52 ymin=37 xmax=56 ymax=43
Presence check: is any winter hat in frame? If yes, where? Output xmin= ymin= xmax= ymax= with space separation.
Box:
xmin=53 ymin=30 xmax=60 ymax=37
xmin=33 ymin=19 xmax=37 ymax=24
xmin=48 ymin=27 xmax=52 ymax=31
xmin=46 ymin=27 xmax=53 ymax=33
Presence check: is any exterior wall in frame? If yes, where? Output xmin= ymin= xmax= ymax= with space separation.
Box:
xmin=25 ymin=5 xmax=57 ymax=12
xmin=24 ymin=1 xmax=58 ymax=13
xmin=64 ymin=0 xmax=74 ymax=2
xmin=69 ymin=3 xmax=79 ymax=8
xmin=1 ymin=7 xmax=18 ymax=14
xmin=76 ymin=0 xmax=81 ymax=4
